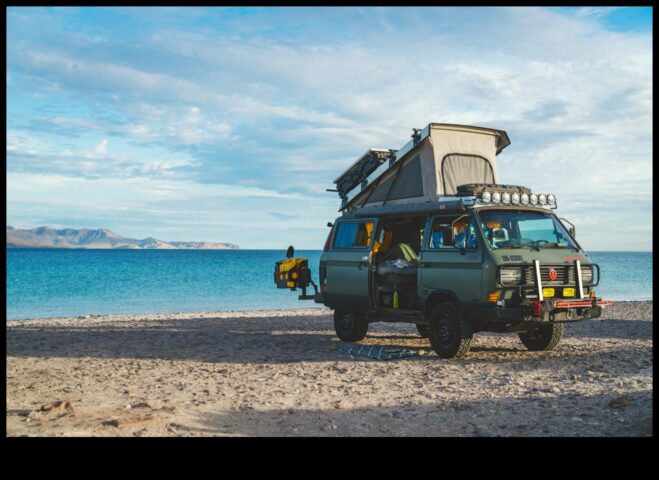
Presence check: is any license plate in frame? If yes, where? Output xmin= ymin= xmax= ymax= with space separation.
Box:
xmin=563 ymin=288 xmax=575 ymax=297
xmin=542 ymin=288 xmax=555 ymax=297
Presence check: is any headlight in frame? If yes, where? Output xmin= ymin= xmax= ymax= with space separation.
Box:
xmin=482 ymin=191 xmax=491 ymax=203
xmin=500 ymin=267 xmax=523 ymax=286
xmin=492 ymin=192 xmax=501 ymax=203
xmin=581 ymin=265 xmax=593 ymax=284
xmin=530 ymin=194 xmax=538 ymax=205
xmin=520 ymin=193 xmax=529 ymax=204
xmin=511 ymin=192 xmax=520 ymax=204
xmin=539 ymin=194 xmax=547 ymax=205
xmin=547 ymin=194 xmax=556 ymax=206
xmin=502 ymin=192 xmax=511 ymax=204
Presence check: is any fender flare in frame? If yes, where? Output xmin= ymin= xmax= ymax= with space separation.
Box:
xmin=422 ymin=289 xmax=462 ymax=319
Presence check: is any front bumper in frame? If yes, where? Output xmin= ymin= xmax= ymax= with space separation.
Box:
xmin=480 ymin=298 xmax=612 ymax=325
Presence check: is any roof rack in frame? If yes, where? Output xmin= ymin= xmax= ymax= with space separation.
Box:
xmin=333 ymin=148 xmax=397 ymax=207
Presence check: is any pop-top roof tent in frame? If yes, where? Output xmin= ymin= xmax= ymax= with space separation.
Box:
xmin=334 ymin=123 xmax=510 ymax=212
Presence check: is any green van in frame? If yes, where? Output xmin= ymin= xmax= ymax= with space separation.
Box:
xmin=275 ymin=124 xmax=612 ymax=358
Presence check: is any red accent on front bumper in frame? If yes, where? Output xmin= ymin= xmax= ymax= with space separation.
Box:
xmin=554 ymin=299 xmax=613 ymax=309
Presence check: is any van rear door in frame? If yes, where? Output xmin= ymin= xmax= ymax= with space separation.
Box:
xmin=323 ymin=218 xmax=378 ymax=313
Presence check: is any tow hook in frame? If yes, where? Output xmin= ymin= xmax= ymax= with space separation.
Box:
xmin=566 ymin=308 xmax=575 ymax=320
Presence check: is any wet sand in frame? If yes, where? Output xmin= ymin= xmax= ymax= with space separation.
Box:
xmin=6 ymin=301 xmax=652 ymax=436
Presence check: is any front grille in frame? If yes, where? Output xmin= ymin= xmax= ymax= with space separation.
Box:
xmin=523 ymin=264 xmax=576 ymax=286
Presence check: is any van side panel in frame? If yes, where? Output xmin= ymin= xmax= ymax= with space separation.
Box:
xmin=419 ymin=214 xmax=483 ymax=316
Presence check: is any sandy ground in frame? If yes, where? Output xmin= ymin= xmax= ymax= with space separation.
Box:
xmin=6 ymin=301 xmax=652 ymax=437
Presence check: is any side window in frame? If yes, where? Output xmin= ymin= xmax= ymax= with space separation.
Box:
xmin=428 ymin=216 xmax=478 ymax=250
xmin=333 ymin=221 xmax=374 ymax=249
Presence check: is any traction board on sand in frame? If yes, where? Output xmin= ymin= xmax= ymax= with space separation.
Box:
xmin=339 ymin=345 xmax=420 ymax=360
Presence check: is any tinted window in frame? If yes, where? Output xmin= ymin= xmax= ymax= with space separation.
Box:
xmin=478 ymin=210 xmax=578 ymax=250
xmin=333 ymin=222 xmax=374 ymax=248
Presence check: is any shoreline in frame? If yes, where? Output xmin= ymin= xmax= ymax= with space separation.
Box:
xmin=6 ymin=300 xmax=652 ymax=323
xmin=7 ymin=301 xmax=652 ymax=437
xmin=6 ymin=306 xmax=330 ymax=323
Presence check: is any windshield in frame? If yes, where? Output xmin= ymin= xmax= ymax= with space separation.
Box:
xmin=476 ymin=210 xmax=579 ymax=251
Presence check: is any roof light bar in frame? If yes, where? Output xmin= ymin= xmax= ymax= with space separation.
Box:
xmin=478 ymin=189 xmax=556 ymax=208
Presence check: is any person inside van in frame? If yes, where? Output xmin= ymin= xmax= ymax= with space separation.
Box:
xmin=453 ymin=218 xmax=478 ymax=249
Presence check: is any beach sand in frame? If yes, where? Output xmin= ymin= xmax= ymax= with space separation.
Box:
xmin=6 ymin=301 xmax=652 ymax=437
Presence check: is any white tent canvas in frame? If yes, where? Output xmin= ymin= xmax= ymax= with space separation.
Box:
xmin=348 ymin=123 xmax=510 ymax=210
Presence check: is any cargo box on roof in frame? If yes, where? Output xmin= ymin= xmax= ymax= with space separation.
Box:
xmin=338 ymin=123 xmax=510 ymax=211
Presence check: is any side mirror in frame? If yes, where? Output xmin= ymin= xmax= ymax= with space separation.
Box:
xmin=286 ymin=245 xmax=295 ymax=258
xmin=560 ymin=217 xmax=576 ymax=238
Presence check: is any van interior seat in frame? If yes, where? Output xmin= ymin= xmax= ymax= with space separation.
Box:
xmin=491 ymin=227 xmax=508 ymax=247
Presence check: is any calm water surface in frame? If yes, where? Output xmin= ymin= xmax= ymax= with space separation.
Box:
xmin=6 ymin=249 xmax=652 ymax=320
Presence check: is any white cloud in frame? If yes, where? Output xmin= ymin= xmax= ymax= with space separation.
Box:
xmin=92 ymin=138 xmax=108 ymax=156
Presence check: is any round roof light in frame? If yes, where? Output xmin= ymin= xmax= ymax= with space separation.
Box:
xmin=539 ymin=194 xmax=547 ymax=205
xmin=481 ymin=191 xmax=491 ymax=203
xmin=492 ymin=192 xmax=501 ymax=204
xmin=502 ymin=192 xmax=511 ymax=204
xmin=520 ymin=193 xmax=529 ymax=205
xmin=511 ymin=192 xmax=520 ymax=204
xmin=530 ymin=194 xmax=538 ymax=205
xmin=547 ymin=193 xmax=556 ymax=205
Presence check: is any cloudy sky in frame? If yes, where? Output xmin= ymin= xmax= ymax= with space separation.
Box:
xmin=7 ymin=7 xmax=652 ymax=250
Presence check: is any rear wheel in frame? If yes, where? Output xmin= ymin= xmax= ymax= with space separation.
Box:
xmin=428 ymin=303 xmax=473 ymax=359
xmin=518 ymin=323 xmax=563 ymax=351
xmin=333 ymin=311 xmax=369 ymax=342
xmin=415 ymin=323 xmax=429 ymax=338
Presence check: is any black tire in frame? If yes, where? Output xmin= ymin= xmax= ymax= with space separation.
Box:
xmin=518 ymin=323 xmax=563 ymax=351
xmin=428 ymin=303 xmax=473 ymax=359
xmin=416 ymin=323 xmax=430 ymax=338
xmin=333 ymin=311 xmax=369 ymax=342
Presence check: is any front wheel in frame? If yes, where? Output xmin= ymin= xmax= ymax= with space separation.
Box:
xmin=428 ymin=303 xmax=473 ymax=359
xmin=518 ymin=323 xmax=563 ymax=351
xmin=333 ymin=311 xmax=369 ymax=342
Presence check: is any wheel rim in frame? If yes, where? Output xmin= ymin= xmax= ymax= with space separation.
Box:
xmin=341 ymin=313 xmax=353 ymax=331
xmin=436 ymin=310 xmax=456 ymax=348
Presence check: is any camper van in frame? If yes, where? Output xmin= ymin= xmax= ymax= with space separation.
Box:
xmin=274 ymin=123 xmax=612 ymax=359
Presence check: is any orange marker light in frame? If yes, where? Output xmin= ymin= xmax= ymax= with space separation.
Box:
xmin=488 ymin=292 xmax=499 ymax=303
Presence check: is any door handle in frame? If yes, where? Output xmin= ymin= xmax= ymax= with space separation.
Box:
xmin=358 ymin=261 xmax=368 ymax=269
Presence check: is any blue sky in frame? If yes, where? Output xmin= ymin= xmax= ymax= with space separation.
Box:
xmin=6 ymin=7 xmax=652 ymax=250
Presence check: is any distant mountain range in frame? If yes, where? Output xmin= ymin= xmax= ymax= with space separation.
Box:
xmin=6 ymin=226 xmax=239 ymax=250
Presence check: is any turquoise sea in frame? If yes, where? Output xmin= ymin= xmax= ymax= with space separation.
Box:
xmin=5 ymin=249 xmax=652 ymax=320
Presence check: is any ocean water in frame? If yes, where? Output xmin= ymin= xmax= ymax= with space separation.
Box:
xmin=5 ymin=249 xmax=652 ymax=320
